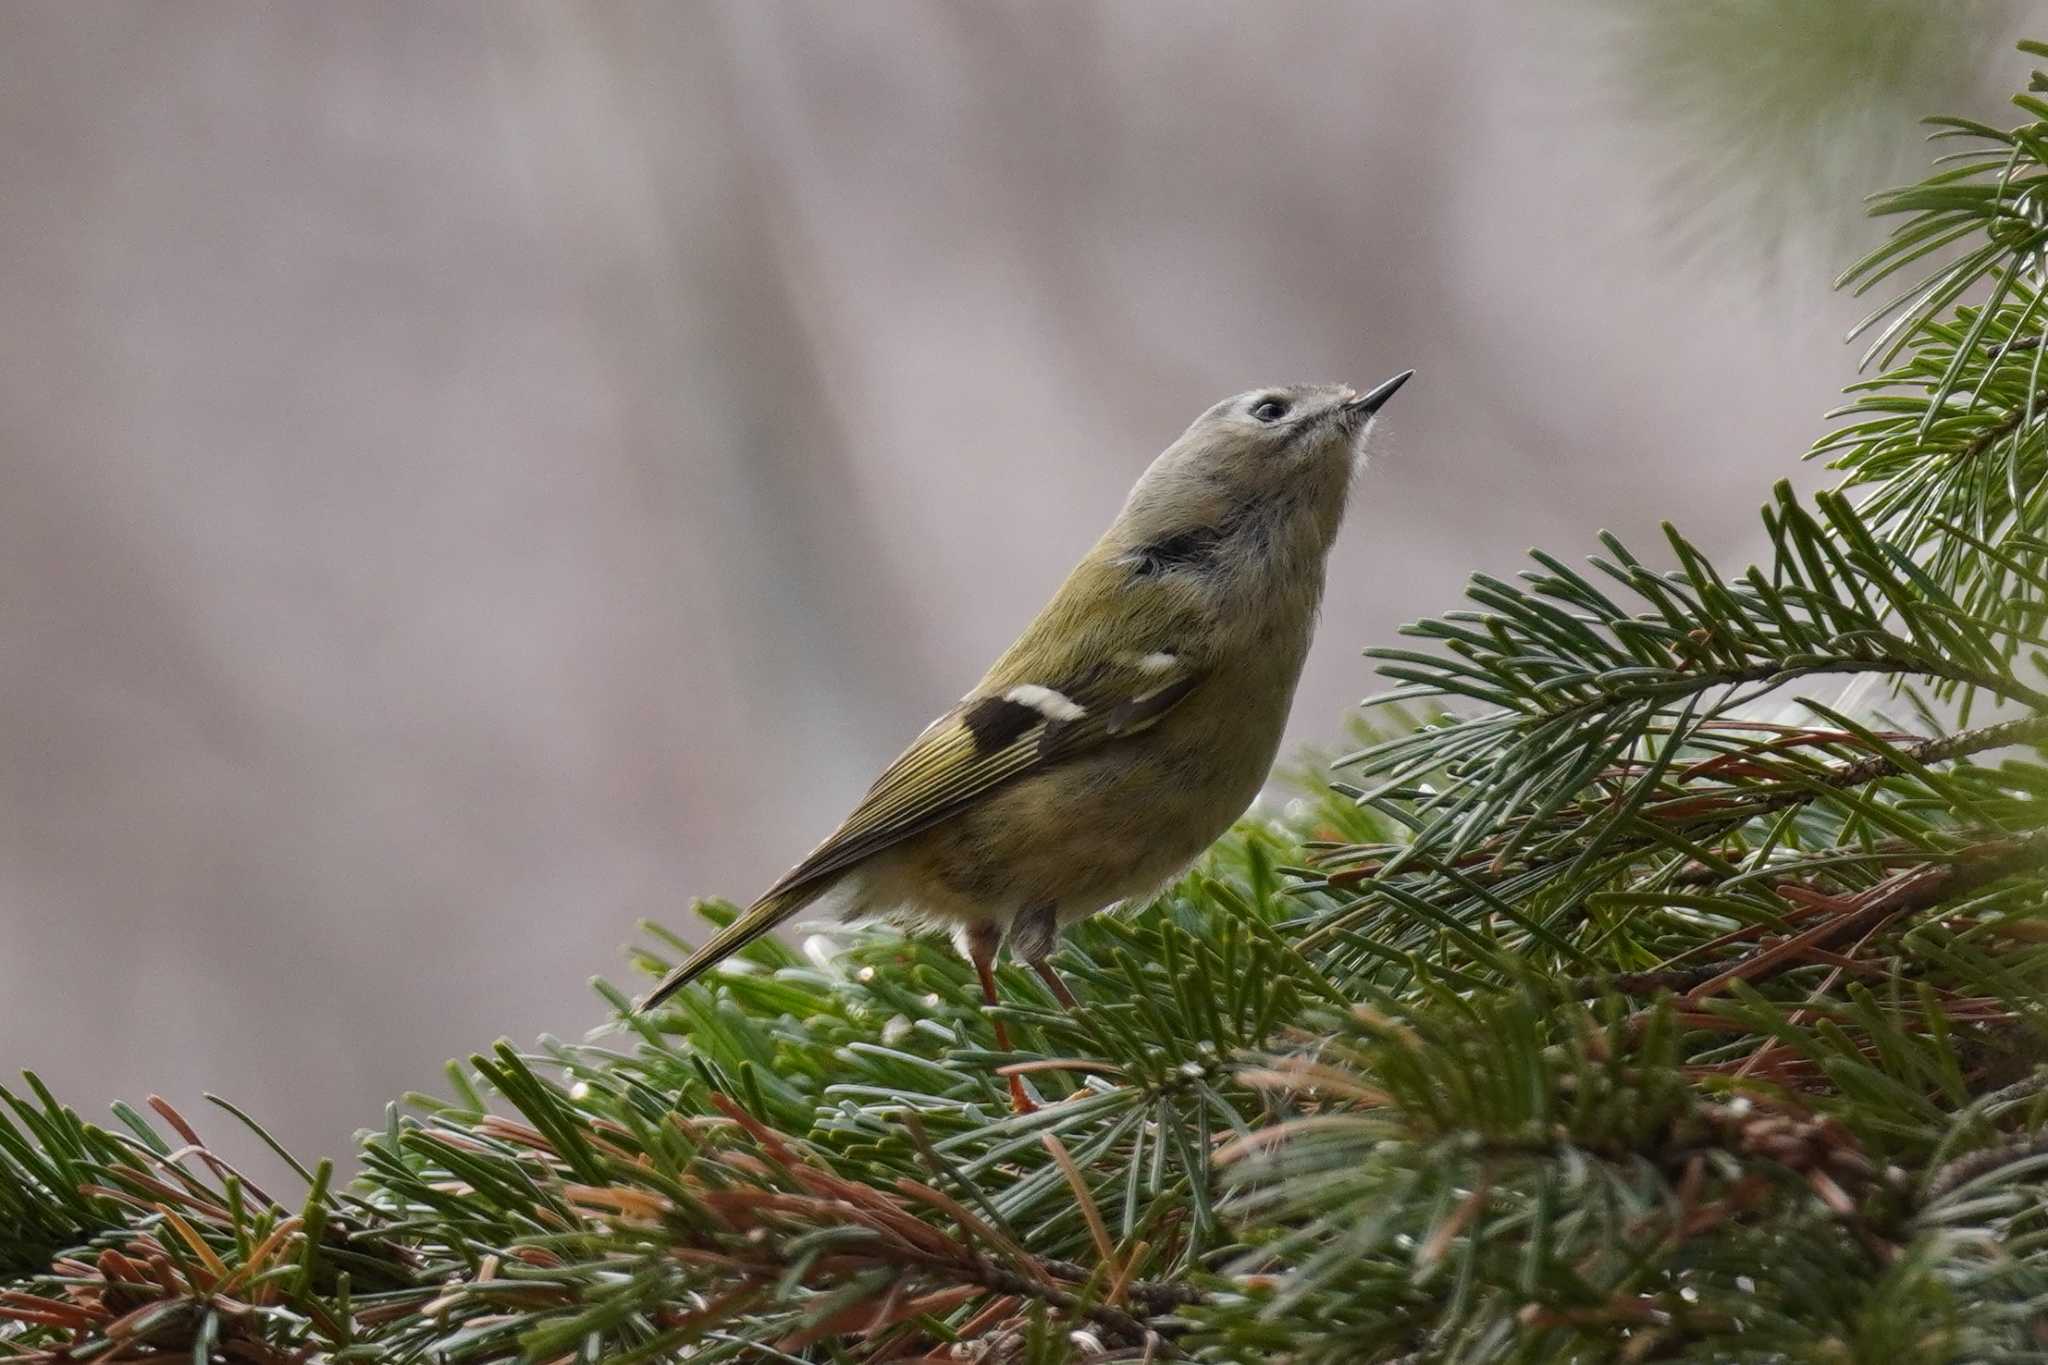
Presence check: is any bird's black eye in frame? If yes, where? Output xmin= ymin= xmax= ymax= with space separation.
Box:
xmin=1250 ymin=397 xmax=1289 ymax=423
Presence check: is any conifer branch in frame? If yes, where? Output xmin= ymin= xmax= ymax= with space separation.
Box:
xmin=1565 ymin=828 xmax=2048 ymax=1000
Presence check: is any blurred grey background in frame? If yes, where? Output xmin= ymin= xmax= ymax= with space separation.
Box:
xmin=1 ymin=3 xmax=2034 ymax=1171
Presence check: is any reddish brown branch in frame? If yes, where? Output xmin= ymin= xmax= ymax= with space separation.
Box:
xmin=1567 ymin=832 xmax=2048 ymax=1002
xmin=1328 ymin=717 xmax=2048 ymax=890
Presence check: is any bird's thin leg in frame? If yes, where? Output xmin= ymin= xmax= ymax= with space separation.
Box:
xmin=966 ymin=923 xmax=1035 ymax=1114
xmin=1029 ymin=958 xmax=1080 ymax=1010
xmin=1010 ymin=901 xmax=1079 ymax=1011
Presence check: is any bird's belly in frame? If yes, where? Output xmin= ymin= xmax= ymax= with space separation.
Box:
xmin=872 ymin=724 xmax=1273 ymax=928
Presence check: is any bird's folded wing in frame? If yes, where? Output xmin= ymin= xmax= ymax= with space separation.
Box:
xmin=759 ymin=652 xmax=1204 ymax=902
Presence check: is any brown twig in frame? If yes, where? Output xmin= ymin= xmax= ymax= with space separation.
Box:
xmin=1924 ymin=1135 xmax=2048 ymax=1204
xmin=1566 ymin=831 xmax=2048 ymax=1003
xmin=676 ymin=1094 xmax=1202 ymax=1354
xmin=1328 ymin=716 xmax=2048 ymax=892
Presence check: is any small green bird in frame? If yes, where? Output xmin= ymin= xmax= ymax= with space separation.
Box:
xmin=640 ymin=373 xmax=1411 ymax=1102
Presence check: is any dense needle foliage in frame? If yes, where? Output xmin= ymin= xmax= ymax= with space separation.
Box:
xmin=10 ymin=43 xmax=2048 ymax=1365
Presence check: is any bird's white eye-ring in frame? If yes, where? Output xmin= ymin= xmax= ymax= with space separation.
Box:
xmin=1250 ymin=397 xmax=1289 ymax=422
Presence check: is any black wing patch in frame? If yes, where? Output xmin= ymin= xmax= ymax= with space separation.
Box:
xmin=961 ymin=695 xmax=1040 ymax=754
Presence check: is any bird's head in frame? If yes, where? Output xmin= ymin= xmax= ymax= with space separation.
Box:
xmin=1115 ymin=371 xmax=1412 ymax=558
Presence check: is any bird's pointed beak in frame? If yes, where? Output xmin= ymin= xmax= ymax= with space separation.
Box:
xmin=1344 ymin=369 xmax=1414 ymax=417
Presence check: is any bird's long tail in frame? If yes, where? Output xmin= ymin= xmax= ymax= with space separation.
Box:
xmin=636 ymin=883 xmax=823 ymax=1013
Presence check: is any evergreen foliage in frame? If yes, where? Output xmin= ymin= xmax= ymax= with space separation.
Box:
xmin=9 ymin=43 xmax=2048 ymax=1365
